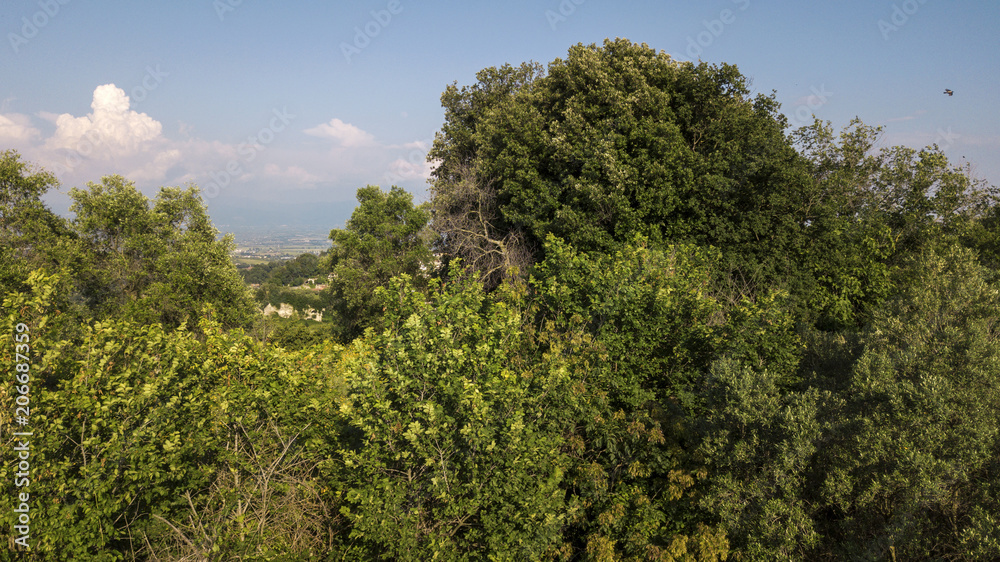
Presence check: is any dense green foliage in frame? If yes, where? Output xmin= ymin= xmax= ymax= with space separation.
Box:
xmin=0 ymin=153 xmax=258 ymax=333
xmin=241 ymin=252 xmax=325 ymax=286
xmin=324 ymin=184 xmax=434 ymax=342
xmin=69 ymin=175 xmax=259 ymax=330
xmin=3 ymin=38 xmax=1000 ymax=560
xmin=429 ymin=39 xmax=814 ymax=295
xmin=1 ymin=272 xmax=343 ymax=560
xmin=428 ymin=39 xmax=997 ymax=331
xmin=0 ymin=150 xmax=84 ymax=322
xmin=819 ymin=245 xmax=1000 ymax=558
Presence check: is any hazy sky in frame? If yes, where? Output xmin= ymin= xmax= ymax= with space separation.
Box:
xmin=2 ymin=0 xmax=997 ymax=228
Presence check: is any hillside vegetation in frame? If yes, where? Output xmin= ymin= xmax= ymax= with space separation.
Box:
xmin=3 ymin=39 xmax=999 ymax=560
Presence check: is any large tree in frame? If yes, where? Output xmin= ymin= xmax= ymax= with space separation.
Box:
xmin=428 ymin=62 xmax=544 ymax=288
xmin=3 ymin=153 xmax=259 ymax=331
xmin=325 ymin=185 xmax=433 ymax=341
xmin=0 ymin=150 xmax=82 ymax=301
xmin=816 ymin=243 xmax=1000 ymax=559
xmin=790 ymin=118 xmax=998 ymax=329
xmin=69 ymin=175 xmax=259 ymax=330
xmin=429 ymin=39 xmax=815 ymax=292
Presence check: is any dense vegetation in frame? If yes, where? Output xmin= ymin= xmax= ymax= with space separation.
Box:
xmin=3 ymin=39 xmax=1000 ymax=560
xmin=241 ymin=252 xmax=325 ymax=287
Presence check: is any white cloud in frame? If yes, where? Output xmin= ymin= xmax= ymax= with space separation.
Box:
xmin=0 ymin=113 xmax=41 ymax=141
xmin=44 ymin=84 xmax=162 ymax=157
xmin=128 ymin=148 xmax=183 ymax=182
xmin=384 ymin=156 xmax=434 ymax=183
xmin=391 ymin=140 xmax=430 ymax=150
xmin=303 ymin=118 xmax=376 ymax=147
xmin=884 ymin=109 xmax=927 ymax=124
xmin=793 ymin=94 xmax=827 ymax=107
xmin=5 ymin=87 xmax=435 ymax=207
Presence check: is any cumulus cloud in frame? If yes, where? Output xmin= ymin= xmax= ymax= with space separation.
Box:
xmin=303 ymin=118 xmax=376 ymax=147
xmin=127 ymin=148 xmax=183 ymax=182
xmin=0 ymin=113 xmax=41 ymax=141
xmin=44 ymin=84 xmax=162 ymax=157
xmin=378 ymin=139 xmax=435 ymax=183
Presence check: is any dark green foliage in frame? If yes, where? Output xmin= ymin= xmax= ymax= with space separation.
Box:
xmin=430 ymin=39 xmax=815 ymax=296
xmin=696 ymin=355 xmax=829 ymax=559
xmin=527 ymin=241 xmax=736 ymax=560
xmin=0 ymin=150 xmax=85 ymax=324
xmin=269 ymin=318 xmax=329 ymax=350
xmin=790 ymin=118 xmax=997 ymax=329
xmin=530 ymin=234 xmax=723 ymax=411
xmin=257 ymin=284 xmax=327 ymax=312
xmin=692 ymin=244 xmax=1000 ymax=559
xmin=332 ymin=268 xmax=731 ymax=560
xmin=242 ymin=252 xmax=325 ymax=286
xmin=817 ymin=244 xmax=1000 ymax=559
xmin=1 ymin=153 xmax=260 ymax=333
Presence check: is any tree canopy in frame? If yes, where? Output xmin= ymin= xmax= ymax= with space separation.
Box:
xmin=0 ymin=154 xmax=258 ymax=332
xmin=324 ymin=184 xmax=433 ymax=341
xmin=429 ymin=39 xmax=814 ymax=291
xmin=68 ymin=175 xmax=259 ymax=330
xmin=3 ymin=37 xmax=1000 ymax=560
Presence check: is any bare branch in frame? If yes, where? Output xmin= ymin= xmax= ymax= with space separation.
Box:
xmin=430 ymin=162 xmax=535 ymax=288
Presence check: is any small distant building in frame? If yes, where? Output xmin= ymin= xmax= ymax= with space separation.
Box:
xmin=262 ymin=303 xmax=295 ymax=318
xmin=262 ymin=303 xmax=324 ymax=322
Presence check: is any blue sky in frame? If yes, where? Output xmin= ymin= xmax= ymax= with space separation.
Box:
xmin=2 ymin=0 xmax=997 ymax=229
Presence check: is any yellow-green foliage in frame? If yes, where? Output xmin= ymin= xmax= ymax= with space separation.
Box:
xmin=1 ymin=272 xmax=346 ymax=560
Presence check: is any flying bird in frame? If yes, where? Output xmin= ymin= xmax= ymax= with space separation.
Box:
xmin=944 ymin=89 xmax=954 ymax=96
